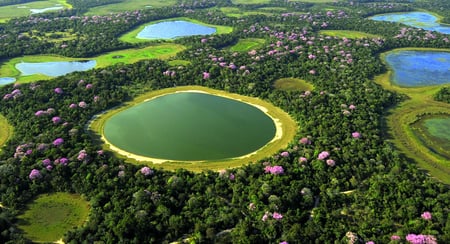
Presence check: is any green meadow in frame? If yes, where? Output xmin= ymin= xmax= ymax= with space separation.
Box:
xmin=230 ymin=38 xmax=265 ymax=52
xmin=0 ymin=114 xmax=12 ymax=153
xmin=231 ymin=0 xmax=271 ymax=4
xmin=375 ymin=48 xmax=450 ymax=184
xmin=0 ymin=0 xmax=71 ymax=23
xmin=319 ymin=30 xmax=382 ymax=39
xmin=220 ymin=7 xmax=276 ymax=17
xmin=84 ymin=0 xmax=177 ymax=16
xmin=17 ymin=192 xmax=90 ymax=243
xmin=273 ymin=78 xmax=314 ymax=92
xmin=0 ymin=43 xmax=185 ymax=83
xmin=119 ymin=18 xmax=233 ymax=44
xmin=89 ymin=86 xmax=298 ymax=172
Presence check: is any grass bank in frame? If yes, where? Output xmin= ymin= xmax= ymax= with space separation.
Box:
xmin=16 ymin=192 xmax=90 ymax=243
xmin=0 ymin=43 xmax=185 ymax=84
xmin=89 ymin=86 xmax=298 ymax=172
xmin=0 ymin=114 xmax=12 ymax=153
xmin=376 ymin=48 xmax=450 ymax=184
xmin=119 ymin=17 xmax=233 ymax=44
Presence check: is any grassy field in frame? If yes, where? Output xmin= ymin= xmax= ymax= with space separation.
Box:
xmin=231 ymin=0 xmax=270 ymax=4
xmin=0 ymin=43 xmax=185 ymax=84
xmin=0 ymin=114 xmax=12 ymax=154
xmin=0 ymin=0 xmax=71 ymax=23
xmin=220 ymin=7 xmax=276 ymax=18
xmin=119 ymin=17 xmax=233 ymax=44
xmin=273 ymin=78 xmax=314 ymax=91
xmin=319 ymin=30 xmax=382 ymax=39
xmin=375 ymin=48 xmax=450 ymax=184
xmin=89 ymin=86 xmax=298 ymax=172
xmin=17 ymin=192 xmax=90 ymax=243
xmin=85 ymin=0 xmax=177 ymax=16
xmin=230 ymin=38 xmax=265 ymax=52
xmin=289 ymin=0 xmax=336 ymax=2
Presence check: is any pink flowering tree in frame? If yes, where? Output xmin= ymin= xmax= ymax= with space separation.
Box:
xmin=52 ymin=138 xmax=64 ymax=146
xmin=264 ymin=165 xmax=284 ymax=175
xmin=421 ymin=211 xmax=432 ymax=220
xmin=317 ymin=151 xmax=329 ymax=160
xmin=140 ymin=166 xmax=153 ymax=176
xmin=29 ymin=169 xmax=41 ymax=180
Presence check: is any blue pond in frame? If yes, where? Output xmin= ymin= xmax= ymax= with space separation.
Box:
xmin=0 ymin=77 xmax=16 ymax=86
xmin=16 ymin=60 xmax=96 ymax=77
xmin=385 ymin=50 xmax=450 ymax=87
xmin=370 ymin=12 xmax=450 ymax=34
xmin=30 ymin=6 xmax=64 ymax=14
xmin=137 ymin=20 xmax=216 ymax=39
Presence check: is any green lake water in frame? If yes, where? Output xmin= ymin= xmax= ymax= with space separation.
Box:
xmin=103 ymin=92 xmax=276 ymax=161
xmin=424 ymin=117 xmax=450 ymax=143
xmin=412 ymin=116 xmax=450 ymax=159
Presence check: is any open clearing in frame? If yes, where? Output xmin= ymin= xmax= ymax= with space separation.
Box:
xmin=319 ymin=30 xmax=382 ymax=39
xmin=16 ymin=192 xmax=90 ymax=243
xmin=273 ymin=78 xmax=314 ymax=92
xmin=0 ymin=43 xmax=185 ymax=83
xmin=84 ymin=0 xmax=177 ymax=16
xmin=89 ymin=86 xmax=298 ymax=172
xmin=230 ymin=38 xmax=265 ymax=52
xmin=375 ymin=48 xmax=450 ymax=184
xmin=119 ymin=17 xmax=233 ymax=44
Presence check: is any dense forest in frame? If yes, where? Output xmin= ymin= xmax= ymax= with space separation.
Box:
xmin=0 ymin=0 xmax=449 ymax=243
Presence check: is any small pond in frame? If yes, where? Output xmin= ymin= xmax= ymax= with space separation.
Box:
xmin=385 ymin=50 xmax=450 ymax=87
xmin=412 ymin=116 xmax=450 ymax=159
xmin=16 ymin=60 xmax=96 ymax=77
xmin=30 ymin=6 xmax=63 ymax=14
xmin=103 ymin=92 xmax=276 ymax=161
xmin=137 ymin=20 xmax=216 ymax=39
xmin=0 ymin=77 xmax=16 ymax=86
xmin=370 ymin=12 xmax=450 ymax=34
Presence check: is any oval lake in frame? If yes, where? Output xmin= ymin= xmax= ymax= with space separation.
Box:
xmin=137 ymin=20 xmax=216 ymax=39
xmin=370 ymin=12 xmax=450 ymax=34
xmin=385 ymin=50 xmax=450 ymax=87
xmin=16 ymin=60 xmax=96 ymax=77
xmin=103 ymin=92 xmax=276 ymax=161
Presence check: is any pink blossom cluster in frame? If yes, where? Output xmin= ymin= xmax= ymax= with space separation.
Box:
xmin=405 ymin=234 xmax=437 ymax=244
xmin=14 ymin=143 xmax=32 ymax=159
xmin=140 ymin=166 xmax=153 ymax=176
xmin=77 ymin=150 xmax=88 ymax=161
xmin=262 ymin=211 xmax=283 ymax=221
xmin=54 ymin=157 xmax=69 ymax=166
xmin=3 ymin=88 xmax=22 ymax=100
xmin=352 ymin=132 xmax=361 ymax=139
xmin=52 ymin=138 xmax=64 ymax=146
xmin=280 ymin=151 xmax=289 ymax=157
xmin=163 ymin=70 xmax=176 ymax=77
xmin=299 ymin=137 xmax=311 ymax=145
xmin=264 ymin=165 xmax=284 ymax=175
xmin=29 ymin=169 xmax=41 ymax=180
xmin=421 ymin=211 xmax=432 ymax=220
xmin=317 ymin=151 xmax=330 ymax=160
